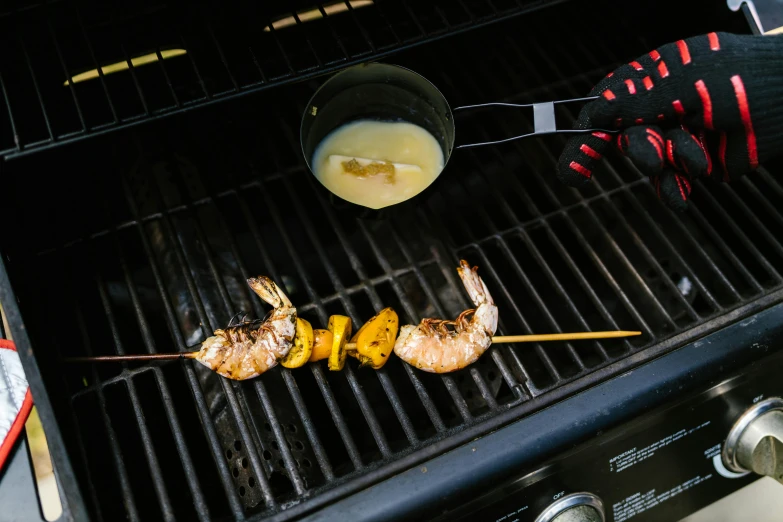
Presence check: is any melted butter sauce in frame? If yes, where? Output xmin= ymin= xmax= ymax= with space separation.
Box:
xmin=312 ymin=119 xmax=445 ymax=209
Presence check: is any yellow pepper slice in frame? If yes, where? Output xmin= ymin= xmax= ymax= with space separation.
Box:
xmin=327 ymin=315 xmax=352 ymax=371
xmin=309 ymin=329 xmax=333 ymax=362
xmin=281 ymin=318 xmax=314 ymax=368
xmin=349 ymin=307 xmax=398 ymax=369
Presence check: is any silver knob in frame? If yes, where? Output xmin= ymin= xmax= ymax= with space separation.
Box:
xmin=722 ymin=397 xmax=783 ymax=485
xmin=535 ymin=493 xmax=605 ymax=522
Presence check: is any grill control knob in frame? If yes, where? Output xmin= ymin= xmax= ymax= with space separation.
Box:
xmin=535 ymin=492 xmax=605 ymax=522
xmin=722 ymin=397 xmax=783 ymax=485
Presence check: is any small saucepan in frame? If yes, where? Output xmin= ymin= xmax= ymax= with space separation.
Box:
xmin=300 ymin=63 xmax=610 ymax=218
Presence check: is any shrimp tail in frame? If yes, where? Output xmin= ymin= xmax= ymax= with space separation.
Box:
xmin=456 ymin=260 xmax=494 ymax=307
xmin=247 ymin=276 xmax=293 ymax=308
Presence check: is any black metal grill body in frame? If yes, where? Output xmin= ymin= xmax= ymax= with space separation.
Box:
xmin=2 ymin=1 xmax=782 ymax=521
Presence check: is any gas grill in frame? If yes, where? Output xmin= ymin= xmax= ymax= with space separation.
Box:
xmin=4 ymin=0 xmax=783 ymax=521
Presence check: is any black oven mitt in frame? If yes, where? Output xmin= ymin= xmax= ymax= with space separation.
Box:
xmin=556 ymin=32 xmax=783 ymax=210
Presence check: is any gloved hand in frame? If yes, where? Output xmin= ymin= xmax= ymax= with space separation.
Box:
xmin=557 ymin=32 xmax=783 ymax=210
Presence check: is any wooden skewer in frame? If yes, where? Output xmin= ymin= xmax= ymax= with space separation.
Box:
xmin=489 ymin=330 xmax=642 ymax=343
xmin=64 ymin=331 xmax=641 ymax=363
xmin=65 ymin=352 xmax=200 ymax=363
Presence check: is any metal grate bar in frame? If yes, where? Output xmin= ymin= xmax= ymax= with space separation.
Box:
xmin=636 ymin=184 xmax=745 ymax=300
xmin=216 ymin=180 xmax=341 ymax=481
xmin=264 ymin=21 xmax=296 ymax=76
xmin=233 ymin=0 xmax=270 ymax=82
xmin=290 ymin=10 xmax=325 ymax=67
xmin=694 ymin=186 xmax=780 ymax=285
xmin=621 ymin=188 xmax=725 ymax=309
xmin=459 ymin=145 xmax=592 ymax=369
xmin=469 ymin=244 xmax=563 ymax=383
xmin=441 ymin=375 xmax=473 ymax=421
xmin=111 ymin=232 xmax=212 ymax=520
xmin=154 ymin=45 xmax=183 ymax=108
xmin=470 ymin=367 xmax=498 ymax=409
xmin=316 ymin=3 xmax=351 ymax=60
xmin=268 ymin=115 xmax=415 ymax=451
xmin=119 ymin=41 xmax=151 ymax=116
xmin=94 ymin=276 xmax=176 ymax=521
xmin=496 ymin=235 xmax=588 ymax=370
xmin=280 ymin=369 xmax=336 ymax=481
xmin=252 ymin=381 xmax=308 ymax=495
xmin=57 ymin=366 xmax=106 ymax=520
xmin=343 ymin=365 xmax=393 ymax=457
xmin=311 ymin=200 xmax=421 ymax=444
xmin=739 ymin=176 xmax=783 ymax=231
xmin=453 ymin=67 xmax=661 ymax=346
xmin=121 ymin=178 xmax=246 ymax=518
xmin=457 ymin=0 xmax=477 ymax=21
xmin=71 ymin=305 xmax=141 ymax=522
xmin=758 ymin=167 xmax=783 ymax=200
xmin=341 ymin=214 xmax=478 ymax=422
xmin=372 ymin=2 xmax=402 ymax=45
xmin=181 ymin=172 xmax=318 ymax=495
xmin=47 ymin=18 xmax=86 ymax=131
xmin=201 ymin=8 xmax=240 ymax=92
xmin=0 ymin=72 xmax=20 ymax=150
xmin=179 ymin=32 xmax=212 ymax=100
xmin=75 ymin=6 xmax=118 ymax=123
xmin=423 ymin=205 xmax=550 ymax=392
xmin=563 ymin=36 xmax=746 ymax=305
xmin=439 ymin=57 xmax=645 ymax=362
xmin=310 ymin=364 xmax=364 ymax=469
xmin=692 ymin=188 xmax=780 ymax=284
xmin=460 ymin=46 xmax=681 ymax=336
xmin=687 ymin=202 xmax=763 ymax=294
xmin=502 ymin=48 xmax=703 ymax=323
xmin=344 ymin=1 xmax=377 ymax=53
xmin=252 ymin=180 xmax=364 ymax=470
xmin=17 ymin=29 xmax=54 ymax=141
xmin=387 ymin=219 xmax=519 ymax=411
xmin=713 ymin=181 xmax=783 ymax=280
xmin=389 ymin=220 xmax=520 ymax=386
xmin=277 ymin=175 xmax=393 ymax=458
xmin=302 ymin=174 xmax=445 ymax=430
xmin=401 ymin=0 xmax=428 ymax=36
xmin=384 ymin=216 xmax=515 ymax=406
xmin=150 ymin=183 xmax=278 ymax=509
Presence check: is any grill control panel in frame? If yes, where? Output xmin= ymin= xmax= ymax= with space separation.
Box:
xmin=445 ymin=352 xmax=783 ymax=522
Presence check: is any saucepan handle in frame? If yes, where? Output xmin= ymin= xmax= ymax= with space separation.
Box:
xmin=452 ymin=96 xmax=617 ymax=149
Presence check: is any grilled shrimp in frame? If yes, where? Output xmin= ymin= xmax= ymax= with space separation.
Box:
xmin=195 ymin=277 xmax=296 ymax=380
xmin=394 ymin=260 xmax=498 ymax=373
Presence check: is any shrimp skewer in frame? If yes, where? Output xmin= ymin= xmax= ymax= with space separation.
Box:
xmin=195 ymin=276 xmax=297 ymax=380
xmin=65 ymin=269 xmax=640 ymax=376
xmin=394 ymin=260 xmax=498 ymax=373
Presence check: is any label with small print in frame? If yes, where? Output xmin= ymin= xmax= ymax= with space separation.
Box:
xmin=608 ymin=421 xmax=711 ymax=472
xmin=612 ymin=474 xmax=713 ymax=522
xmin=704 ymin=444 xmax=722 ymax=460
xmin=493 ymin=504 xmax=528 ymax=522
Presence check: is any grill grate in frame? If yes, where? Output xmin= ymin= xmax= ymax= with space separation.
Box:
xmin=3 ymin=1 xmax=780 ymax=521
xmin=0 ymin=0 xmax=562 ymax=159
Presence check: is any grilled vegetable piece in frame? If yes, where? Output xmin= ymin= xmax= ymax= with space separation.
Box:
xmin=309 ymin=329 xmax=333 ymax=362
xmin=281 ymin=318 xmax=314 ymax=369
xmin=349 ymin=307 xmax=398 ymax=369
xmin=327 ymin=315 xmax=352 ymax=371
